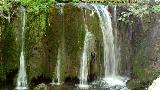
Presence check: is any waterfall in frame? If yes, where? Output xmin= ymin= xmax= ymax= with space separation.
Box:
xmin=51 ymin=47 xmax=62 ymax=85
xmin=52 ymin=47 xmax=61 ymax=85
xmin=16 ymin=7 xmax=27 ymax=90
xmin=113 ymin=5 xmax=121 ymax=75
xmin=51 ymin=3 xmax=64 ymax=86
xmin=78 ymin=10 xmax=94 ymax=88
xmin=92 ymin=4 xmax=128 ymax=89
xmin=93 ymin=4 xmax=118 ymax=77
xmin=51 ymin=46 xmax=64 ymax=86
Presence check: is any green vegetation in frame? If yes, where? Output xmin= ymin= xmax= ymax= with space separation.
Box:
xmin=0 ymin=0 xmax=160 ymax=89
xmin=119 ymin=1 xmax=160 ymax=22
xmin=1 ymin=0 xmax=159 ymax=21
xmin=20 ymin=0 xmax=54 ymax=13
xmin=0 ymin=0 xmax=54 ymax=21
xmin=0 ymin=0 xmax=13 ymax=22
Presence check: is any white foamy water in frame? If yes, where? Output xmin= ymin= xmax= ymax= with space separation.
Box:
xmin=148 ymin=77 xmax=160 ymax=90
xmin=92 ymin=4 xmax=128 ymax=89
xmin=16 ymin=7 xmax=27 ymax=90
xmin=79 ymin=10 xmax=95 ymax=89
xmin=54 ymin=47 xmax=61 ymax=85
xmin=51 ymin=3 xmax=65 ymax=86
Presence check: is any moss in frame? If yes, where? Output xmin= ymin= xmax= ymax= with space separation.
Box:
xmin=142 ymin=14 xmax=158 ymax=32
xmin=61 ymin=4 xmax=85 ymax=81
xmin=33 ymin=83 xmax=48 ymax=90
xmin=48 ymin=3 xmax=104 ymax=82
xmin=0 ymin=4 xmax=104 ymax=86
xmin=84 ymin=10 xmax=104 ymax=78
xmin=126 ymin=14 xmax=160 ymax=90
xmin=25 ymin=13 xmax=49 ymax=82
xmin=0 ymin=18 xmax=5 ymax=80
xmin=48 ymin=5 xmax=63 ymax=81
xmin=0 ymin=14 xmax=20 ymax=89
xmin=0 ymin=16 xmax=19 ymax=81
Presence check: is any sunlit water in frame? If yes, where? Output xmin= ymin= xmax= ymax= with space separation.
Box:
xmin=78 ymin=10 xmax=95 ymax=89
xmin=92 ymin=4 xmax=129 ymax=89
xmin=2 ymin=3 xmax=130 ymax=90
xmin=51 ymin=3 xmax=65 ymax=86
xmin=16 ymin=7 xmax=27 ymax=90
xmin=51 ymin=47 xmax=61 ymax=86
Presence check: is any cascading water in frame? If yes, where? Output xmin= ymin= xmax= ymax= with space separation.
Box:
xmin=52 ymin=47 xmax=61 ymax=85
xmin=51 ymin=3 xmax=64 ymax=85
xmin=113 ymin=5 xmax=121 ymax=76
xmin=16 ymin=7 xmax=27 ymax=90
xmin=94 ymin=5 xmax=117 ymax=76
xmin=92 ymin=4 xmax=128 ymax=89
xmin=78 ymin=10 xmax=94 ymax=88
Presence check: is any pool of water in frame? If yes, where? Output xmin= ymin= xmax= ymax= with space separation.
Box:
xmin=1 ymin=84 xmax=128 ymax=90
xmin=35 ymin=77 xmax=129 ymax=90
xmin=47 ymin=84 xmax=128 ymax=90
xmin=1 ymin=77 xmax=129 ymax=90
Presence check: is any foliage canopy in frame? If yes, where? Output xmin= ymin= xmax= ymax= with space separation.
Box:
xmin=0 ymin=0 xmax=160 ymax=21
xmin=119 ymin=1 xmax=160 ymax=22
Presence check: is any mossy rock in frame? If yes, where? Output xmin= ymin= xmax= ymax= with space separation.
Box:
xmin=33 ymin=83 xmax=48 ymax=90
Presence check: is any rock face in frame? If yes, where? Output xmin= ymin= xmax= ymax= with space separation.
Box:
xmin=119 ymin=12 xmax=160 ymax=89
xmin=34 ymin=83 xmax=48 ymax=90
xmin=47 ymin=3 xmax=103 ymax=83
xmin=0 ymin=13 xmax=20 ymax=89
xmin=0 ymin=3 xmax=103 ymax=88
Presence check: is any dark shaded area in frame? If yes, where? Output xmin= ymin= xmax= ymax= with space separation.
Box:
xmin=64 ymin=76 xmax=79 ymax=85
xmin=30 ymin=75 xmax=52 ymax=89
xmin=0 ymin=69 xmax=18 ymax=90
xmin=89 ymin=52 xmax=97 ymax=82
xmin=88 ymin=74 xmax=97 ymax=82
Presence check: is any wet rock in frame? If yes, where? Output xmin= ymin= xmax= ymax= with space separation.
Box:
xmin=34 ymin=83 xmax=48 ymax=90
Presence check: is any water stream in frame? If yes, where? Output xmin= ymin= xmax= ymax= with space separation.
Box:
xmin=92 ymin=4 xmax=128 ymax=89
xmin=53 ymin=47 xmax=61 ymax=85
xmin=16 ymin=7 xmax=27 ymax=90
xmin=78 ymin=10 xmax=94 ymax=89
xmin=13 ymin=3 xmax=128 ymax=90
xmin=51 ymin=3 xmax=65 ymax=86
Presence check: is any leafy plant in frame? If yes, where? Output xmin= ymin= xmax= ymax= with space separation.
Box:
xmin=119 ymin=1 xmax=160 ymax=22
xmin=20 ymin=0 xmax=54 ymax=13
xmin=0 ymin=0 xmax=55 ymax=21
xmin=150 ymin=4 xmax=160 ymax=13
xmin=0 ymin=0 xmax=12 ymax=21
